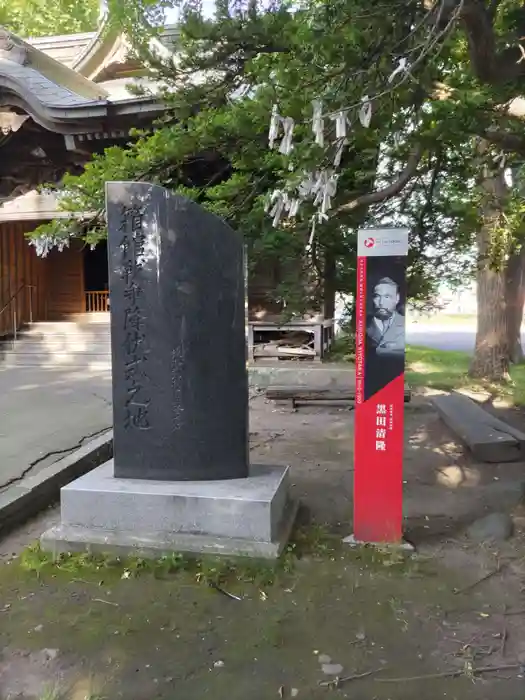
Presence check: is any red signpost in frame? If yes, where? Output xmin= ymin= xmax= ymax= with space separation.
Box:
xmin=353 ymin=228 xmax=409 ymax=544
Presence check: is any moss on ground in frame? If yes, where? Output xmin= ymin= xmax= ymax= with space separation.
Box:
xmin=0 ymin=527 xmax=518 ymax=700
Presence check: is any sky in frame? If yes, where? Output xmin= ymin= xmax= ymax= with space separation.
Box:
xmin=165 ymin=0 xmax=216 ymax=23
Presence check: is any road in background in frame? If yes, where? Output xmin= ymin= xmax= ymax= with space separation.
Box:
xmin=407 ymin=321 xmax=525 ymax=353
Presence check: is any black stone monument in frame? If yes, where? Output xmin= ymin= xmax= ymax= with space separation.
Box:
xmin=106 ymin=182 xmax=249 ymax=481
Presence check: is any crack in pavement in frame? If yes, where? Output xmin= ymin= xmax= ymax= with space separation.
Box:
xmin=91 ymin=391 xmax=112 ymax=407
xmin=0 ymin=425 xmax=112 ymax=493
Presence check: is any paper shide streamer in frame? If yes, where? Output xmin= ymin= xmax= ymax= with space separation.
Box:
xmin=265 ymin=190 xmax=302 ymax=227
xmin=266 ymin=100 xmax=345 ymax=248
xmin=387 ymin=57 xmax=410 ymax=85
xmin=269 ymin=104 xmax=295 ymax=155
xmin=30 ymin=235 xmax=70 ymax=258
xmin=312 ymin=99 xmax=324 ymax=148
xmin=359 ymin=96 xmax=372 ymax=128
xmin=265 ymin=59 xmax=408 ymax=248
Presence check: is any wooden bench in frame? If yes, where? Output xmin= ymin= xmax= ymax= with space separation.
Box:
xmin=432 ymin=392 xmax=525 ymax=463
xmin=266 ymin=385 xmax=412 ymax=409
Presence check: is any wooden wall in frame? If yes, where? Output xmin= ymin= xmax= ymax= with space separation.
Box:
xmin=0 ymin=221 xmax=47 ymax=336
xmin=0 ymin=222 xmax=85 ymax=335
xmin=45 ymin=240 xmax=85 ymax=320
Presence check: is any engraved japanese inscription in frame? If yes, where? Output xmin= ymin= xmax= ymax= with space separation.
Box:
xmin=118 ymin=203 xmax=151 ymax=431
xmin=106 ymin=182 xmax=249 ymax=482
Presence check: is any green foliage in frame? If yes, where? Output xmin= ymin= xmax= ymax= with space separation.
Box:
xmin=0 ymin=0 xmax=99 ymax=37
xmin=28 ymin=1 xmax=458 ymax=309
xmin=30 ymin=0 xmax=525 ymax=309
xmin=326 ymin=332 xmax=355 ymax=364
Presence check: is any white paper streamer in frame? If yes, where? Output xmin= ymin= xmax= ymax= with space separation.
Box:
xmin=267 ymin=190 xmax=303 ymax=226
xmin=306 ymin=211 xmax=329 ymax=253
xmin=312 ymin=170 xmax=338 ymax=214
xmin=359 ymin=96 xmax=372 ymax=127
xmin=312 ymin=99 xmax=324 ymax=148
xmin=268 ymin=104 xmax=281 ymax=149
xmin=288 ymin=198 xmax=301 ymax=218
xmin=29 ymin=235 xmax=70 ymax=258
xmin=323 ymin=174 xmax=338 ymax=214
xmin=297 ymin=172 xmax=316 ymax=198
xmin=269 ymin=190 xmax=287 ymax=227
xmin=278 ymin=117 xmax=295 ymax=155
xmin=333 ymin=139 xmax=346 ymax=167
xmin=312 ymin=173 xmax=324 ymax=207
xmin=306 ymin=215 xmax=317 ymax=252
xmin=388 ymin=57 xmax=409 ymax=84
xmin=330 ymin=110 xmax=347 ymax=139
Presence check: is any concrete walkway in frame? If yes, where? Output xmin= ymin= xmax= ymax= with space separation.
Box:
xmin=0 ymin=367 xmax=112 ymax=490
xmin=0 ymin=362 xmax=359 ymax=495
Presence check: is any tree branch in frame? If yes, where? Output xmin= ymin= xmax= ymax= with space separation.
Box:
xmin=458 ymin=0 xmax=525 ymax=84
xmin=414 ymin=151 xmax=443 ymax=247
xmin=336 ymin=145 xmax=425 ymax=213
xmin=429 ymin=0 xmax=525 ymax=85
xmin=483 ymin=126 xmax=525 ymax=155
xmin=431 ymin=80 xmax=525 ymax=147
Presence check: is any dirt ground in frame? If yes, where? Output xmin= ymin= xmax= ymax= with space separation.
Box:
xmin=2 ymin=392 xmax=525 ymax=699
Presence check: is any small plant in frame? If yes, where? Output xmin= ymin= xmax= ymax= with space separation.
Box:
xmin=38 ymin=686 xmax=62 ymax=700
xmin=19 ymin=542 xmax=53 ymax=577
xmin=291 ymin=523 xmax=339 ymax=558
xmin=151 ymin=552 xmax=187 ymax=578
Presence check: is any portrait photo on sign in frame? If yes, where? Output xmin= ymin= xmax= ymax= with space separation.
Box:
xmin=365 ymin=257 xmax=406 ymax=360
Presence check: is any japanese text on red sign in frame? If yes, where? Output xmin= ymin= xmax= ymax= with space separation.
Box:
xmin=375 ymin=403 xmax=394 ymax=451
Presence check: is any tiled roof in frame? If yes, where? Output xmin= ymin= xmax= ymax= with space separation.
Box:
xmin=26 ymin=26 xmax=179 ymax=69
xmin=0 ymin=58 xmax=106 ymax=108
xmin=27 ymin=32 xmax=96 ymax=68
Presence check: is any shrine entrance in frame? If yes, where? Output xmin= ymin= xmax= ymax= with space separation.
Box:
xmin=83 ymin=240 xmax=109 ymax=313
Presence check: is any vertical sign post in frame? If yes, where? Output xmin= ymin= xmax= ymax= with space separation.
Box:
xmin=353 ymin=228 xmax=409 ymax=544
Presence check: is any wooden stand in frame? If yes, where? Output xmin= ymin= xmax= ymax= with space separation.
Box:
xmin=248 ymin=318 xmax=334 ymax=362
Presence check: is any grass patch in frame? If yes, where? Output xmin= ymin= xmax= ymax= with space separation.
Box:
xmin=18 ymin=524 xmax=338 ymax=589
xmin=326 ymin=335 xmax=525 ymax=405
xmin=406 ymin=345 xmax=525 ymax=405
xmin=405 ymin=345 xmax=471 ymax=391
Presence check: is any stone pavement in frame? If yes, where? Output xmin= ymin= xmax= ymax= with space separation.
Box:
xmin=0 ymin=366 xmax=112 ymax=491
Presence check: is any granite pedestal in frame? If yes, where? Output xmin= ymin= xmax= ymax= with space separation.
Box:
xmin=42 ymin=460 xmax=296 ymax=559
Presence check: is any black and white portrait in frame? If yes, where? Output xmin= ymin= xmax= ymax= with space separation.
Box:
xmin=366 ymin=276 xmax=405 ymax=358
xmin=362 ymin=255 xmax=407 ymax=400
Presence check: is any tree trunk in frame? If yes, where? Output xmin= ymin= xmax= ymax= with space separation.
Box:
xmin=505 ymin=248 xmax=525 ymax=364
xmin=323 ymin=249 xmax=336 ymax=320
xmin=469 ymin=156 xmax=511 ymax=381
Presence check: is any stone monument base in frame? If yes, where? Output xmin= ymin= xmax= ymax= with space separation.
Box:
xmin=41 ymin=461 xmax=297 ymax=560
